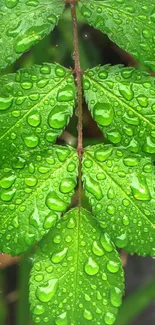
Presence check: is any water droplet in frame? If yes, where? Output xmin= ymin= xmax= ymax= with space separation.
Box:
xmin=48 ymin=105 xmax=69 ymax=129
xmin=46 ymin=191 xmax=68 ymax=212
xmin=59 ymin=178 xmax=75 ymax=194
xmin=131 ymin=175 xmax=151 ymax=201
xmin=123 ymin=156 xmax=139 ymax=167
xmin=57 ymin=85 xmax=74 ymax=102
xmin=51 ymin=248 xmax=68 ymax=263
xmin=83 ymin=309 xmax=93 ymax=320
xmin=67 ymin=162 xmax=76 ymax=172
xmin=23 ymin=134 xmax=39 ymax=148
xmin=25 ymin=177 xmax=37 ymax=187
xmin=27 ymin=111 xmax=41 ymax=127
xmin=92 ymin=240 xmax=104 ymax=256
xmin=67 ymin=217 xmax=76 ymax=229
xmin=36 ymin=279 xmax=58 ymax=302
xmin=93 ymin=102 xmax=114 ymax=126
xmin=100 ymin=233 xmax=113 ymax=252
xmin=84 ymin=175 xmax=102 ymax=200
xmin=56 ymin=147 xmax=70 ymax=162
xmin=137 ymin=95 xmax=148 ymax=107
xmin=43 ymin=213 xmax=57 ymax=230
xmin=119 ymin=84 xmax=134 ymax=100
xmin=1 ymin=189 xmax=16 ymax=202
xmin=81 ymin=5 xmax=91 ymax=18
xmin=47 ymin=14 xmax=57 ymax=25
xmin=0 ymin=174 xmax=16 ymax=189
xmin=106 ymin=204 xmax=115 ymax=215
xmin=110 ymin=287 xmax=122 ymax=307
xmin=55 ymin=312 xmax=68 ymax=325
xmin=107 ymin=260 xmax=120 ymax=273
xmin=55 ymin=66 xmax=66 ymax=77
xmin=143 ymin=136 xmax=155 ymax=154
xmin=84 ymin=257 xmax=99 ymax=275
xmin=0 ymin=97 xmax=13 ymax=111
xmin=5 ymin=0 xmax=19 ymax=9
xmin=33 ymin=304 xmax=45 ymax=315
xmin=104 ymin=312 xmax=116 ymax=325
xmin=115 ymin=233 xmax=128 ymax=248
xmin=95 ymin=147 xmax=112 ymax=162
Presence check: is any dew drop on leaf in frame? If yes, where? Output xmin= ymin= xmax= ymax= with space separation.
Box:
xmin=45 ymin=191 xmax=68 ymax=212
xmin=93 ymin=102 xmax=114 ymax=126
xmin=107 ymin=260 xmax=119 ymax=273
xmin=0 ymin=97 xmax=13 ymax=110
xmin=51 ymin=248 xmax=68 ymax=264
xmin=104 ymin=312 xmax=116 ymax=325
xmin=131 ymin=175 xmax=151 ymax=201
xmin=36 ymin=279 xmax=58 ymax=302
xmin=84 ymin=257 xmax=99 ymax=275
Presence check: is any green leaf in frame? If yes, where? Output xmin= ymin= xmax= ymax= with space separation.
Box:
xmin=0 ymin=145 xmax=78 ymax=255
xmin=83 ymin=65 xmax=155 ymax=155
xmin=78 ymin=0 xmax=155 ymax=71
xmin=0 ymin=63 xmax=75 ymax=164
xmin=0 ymin=0 xmax=64 ymax=69
xmin=29 ymin=207 xmax=124 ymax=325
xmin=82 ymin=144 xmax=155 ymax=256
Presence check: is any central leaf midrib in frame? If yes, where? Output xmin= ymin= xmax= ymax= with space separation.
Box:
xmin=0 ymin=71 xmax=72 ymax=142
xmin=86 ymin=73 xmax=155 ymax=129
xmin=1 ymin=150 xmax=75 ymax=228
xmin=86 ymin=151 xmax=155 ymax=229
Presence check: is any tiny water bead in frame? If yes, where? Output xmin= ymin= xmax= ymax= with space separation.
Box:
xmin=93 ymin=102 xmax=114 ymax=126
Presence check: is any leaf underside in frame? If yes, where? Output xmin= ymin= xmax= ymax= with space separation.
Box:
xmin=0 ymin=63 xmax=75 ymax=164
xmin=0 ymin=0 xmax=64 ymax=69
xmin=0 ymin=146 xmax=78 ymax=255
xmin=83 ymin=65 xmax=155 ymax=156
xmin=82 ymin=144 xmax=155 ymax=256
xmin=78 ymin=0 xmax=155 ymax=71
xmin=29 ymin=207 xmax=124 ymax=325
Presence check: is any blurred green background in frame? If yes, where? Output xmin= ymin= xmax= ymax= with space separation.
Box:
xmin=0 ymin=6 xmax=155 ymax=325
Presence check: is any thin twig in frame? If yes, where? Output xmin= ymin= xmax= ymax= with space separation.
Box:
xmin=70 ymin=2 xmax=83 ymax=206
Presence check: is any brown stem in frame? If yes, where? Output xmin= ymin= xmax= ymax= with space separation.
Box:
xmin=70 ymin=2 xmax=83 ymax=206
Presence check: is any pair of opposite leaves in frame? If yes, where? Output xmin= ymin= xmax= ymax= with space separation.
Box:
xmin=0 ymin=62 xmax=155 ymax=325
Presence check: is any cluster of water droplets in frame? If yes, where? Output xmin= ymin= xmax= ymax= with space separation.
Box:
xmin=82 ymin=144 xmax=155 ymax=256
xmin=0 ymin=63 xmax=75 ymax=164
xmin=0 ymin=0 xmax=64 ymax=68
xmin=83 ymin=65 xmax=155 ymax=154
xmin=0 ymin=145 xmax=78 ymax=254
xmin=30 ymin=208 xmax=124 ymax=325
xmin=79 ymin=1 xmax=155 ymax=71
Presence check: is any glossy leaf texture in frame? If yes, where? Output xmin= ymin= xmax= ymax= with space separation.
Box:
xmin=0 ymin=145 xmax=78 ymax=255
xmin=0 ymin=63 xmax=75 ymax=164
xmin=0 ymin=0 xmax=64 ymax=69
xmin=78 ymin=0 xmax=155 ymax=71
xmin=83 ymin=65 xmax=155 ymax=155
xmin=82 ymin=144 xmax=155 ymax=256
xmin=30 ymin=207 xmax=124 ymax=325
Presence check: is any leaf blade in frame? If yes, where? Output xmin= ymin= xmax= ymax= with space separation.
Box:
xmin=29 ymin=207 xmax=124 ymax=325
xmin=83 ymin=65 xmax=155 ymax=155
xmin=0 ymin=0 xmax=64 ymax=69
xmin=0 ymin=145 xmax=78 ymax=255
xmin=82 ymin=144 xmax=155 ymax=256
xmin=78 ymin=0 xmax=155 ymax=70
xmin=0 ymin=63 xmax=75 ymax=164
